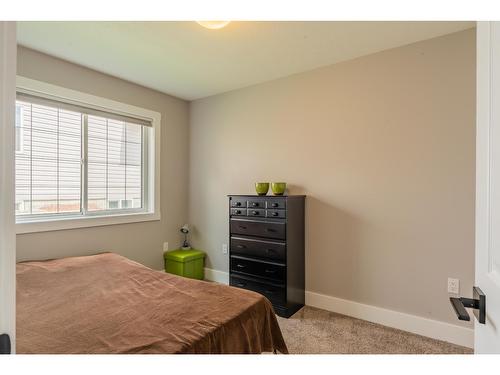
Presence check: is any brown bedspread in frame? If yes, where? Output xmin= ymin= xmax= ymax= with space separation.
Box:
xmin=16 ymin=253 xmax=288 ymax=354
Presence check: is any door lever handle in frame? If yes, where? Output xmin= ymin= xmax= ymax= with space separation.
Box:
xmin=450 ymin=298 xmax=471 ymax=321
xmin=449 ymin=286 xmax=486 ymax=324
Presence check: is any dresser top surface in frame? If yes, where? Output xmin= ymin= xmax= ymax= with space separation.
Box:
xmin=228 ymin=194 xmax=306 ymax=198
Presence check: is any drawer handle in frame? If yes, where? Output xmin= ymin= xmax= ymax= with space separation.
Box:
xmin=236 ymin=245 xmax=246 ymax=249
xmin=266 ymin=228 xmax=276 ymax=232
xmin=271 ymin=212 xmax=279 ymax=217
xmin=235 ymin=202 xmax=242 ymax=207
xmin=236 ymin=264 xmax=246 ymax=268
xmin=238 ymin=226 xmax=247 ymax=230
xmin=271 ymin=203 xmax=279 ymax=208
xmin=236 ymin=283 xmax=246 ymax=287
xmin=251 ymin=202 xmax=259 ymax=207
xmin=264 ymin=290 xmax=274 ymax=295
xmin=235 ymin=210 xmax=241 ymax=214
xmin=252 ymin=210 xmax=259 ymax=215
xmin=265 ymin=269 xmax=276 ymax=274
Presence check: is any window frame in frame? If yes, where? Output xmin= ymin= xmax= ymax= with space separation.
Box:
xmin=15 ymin=76 xmax=161 ymax=234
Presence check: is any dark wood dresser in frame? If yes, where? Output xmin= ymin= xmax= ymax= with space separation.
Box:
xmin=228 ymin=194 xmax=305 ymax=318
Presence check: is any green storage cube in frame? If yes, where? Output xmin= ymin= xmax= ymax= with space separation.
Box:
xmin=164 ymin=249 xmax=205 ymax=280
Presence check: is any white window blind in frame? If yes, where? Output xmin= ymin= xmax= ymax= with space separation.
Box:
xmin=15 ymin=94 xmax=151 ymax=221
xmin=15 ymin=105 xmax=24 ymax=153
xmin=87 ymin=115 xmax=143 ymax=212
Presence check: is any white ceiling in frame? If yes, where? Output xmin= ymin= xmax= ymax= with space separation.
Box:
xmin=17 ymin=21 xmax=474 ymax=101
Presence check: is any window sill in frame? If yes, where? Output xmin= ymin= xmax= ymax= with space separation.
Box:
xmin=15 ymin=211 xmax=161 ymax=234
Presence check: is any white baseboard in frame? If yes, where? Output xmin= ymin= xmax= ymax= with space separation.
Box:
xmin=204 ymin=268 xmax=473 ymax=349
xmin=306 ymin=290 xmax=473 ymax=348
xmin=204 ymin=267 xmax=229 ymax=284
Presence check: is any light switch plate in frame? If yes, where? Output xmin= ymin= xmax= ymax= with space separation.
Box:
xmin=163 ymin=242 xmax=169 ymax=252
xmin=222 ymin=244 xmax=228 ymax=254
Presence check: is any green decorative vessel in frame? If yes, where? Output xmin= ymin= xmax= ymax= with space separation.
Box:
xmin=255 ymin=182 xmax=269 ymax=195
xmin=271 ymin=182 xmax=287 ymax=195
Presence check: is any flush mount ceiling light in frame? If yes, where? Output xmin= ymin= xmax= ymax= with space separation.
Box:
xmin=196 ymin=21 xmax=231 ymax=30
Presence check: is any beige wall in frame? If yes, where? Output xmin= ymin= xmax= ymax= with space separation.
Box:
xmin=189 ymin=29 xmax=476 ymax=326
xmin=16 ymin=47 xmax=190 ymax=270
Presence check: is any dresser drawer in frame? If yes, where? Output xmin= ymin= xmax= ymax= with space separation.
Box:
xmin=230 ymin=198 xmax=246 ymax=208
xmin=231 ymin=236 xmax=286 ymax=261
xmin=247 ymin=198 xmax=265 ymax=209
xmin=266 ymin=209 xmax=286 ymax=219
xmin=230 ymin=219 xmax=286 ymax=240
xmin=266 ymin=199 xmax=286 ymax=209
xmin=230 ymin=256 xmax=285 ymax=282
xmin=247 ymin=208 xmax=265 ymax=218
xmin=230 ymin=208 xmax=247 ymax=216
xmin=230 ymin=275 xmax=286 ymax=305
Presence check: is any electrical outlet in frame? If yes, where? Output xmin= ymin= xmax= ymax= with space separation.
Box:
xmin=163 ymin=242 xmax=169 ymax=252
xmin=222 ymin=244 xmax=228 ymax=254
xmin=448 ymin=278 xmax=459 ymax=294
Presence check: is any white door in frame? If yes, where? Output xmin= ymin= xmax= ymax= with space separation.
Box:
xmin=475 ymin=21 xmax=500 ymax=354
xmin=0 ymin=21 xmax=16 ymax=354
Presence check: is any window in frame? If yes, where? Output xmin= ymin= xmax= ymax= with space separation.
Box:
xmin=15 ymin=100 xmax=83 ymax=217
xmin=14 ymin=83 xmax=159 ymax=232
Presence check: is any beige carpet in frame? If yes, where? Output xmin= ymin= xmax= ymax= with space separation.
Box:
xmin=276 ymin=306 xmax=473 ymax=354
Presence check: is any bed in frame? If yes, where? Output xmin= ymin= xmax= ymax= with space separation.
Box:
xmin=16 ymin=252 xmax=288 ymax=354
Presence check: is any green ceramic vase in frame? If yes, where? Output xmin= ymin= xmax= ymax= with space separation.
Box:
xmin=271 ymin=182 xmax=287 ymax=195
xmin=255 ymin=182 xmax=270 ymax=195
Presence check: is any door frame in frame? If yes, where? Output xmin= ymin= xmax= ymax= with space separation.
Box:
xmin=475 ymin=21 xmax=500 ymax=353
xmin=0 ymin=21 xmax=17 ymax=354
